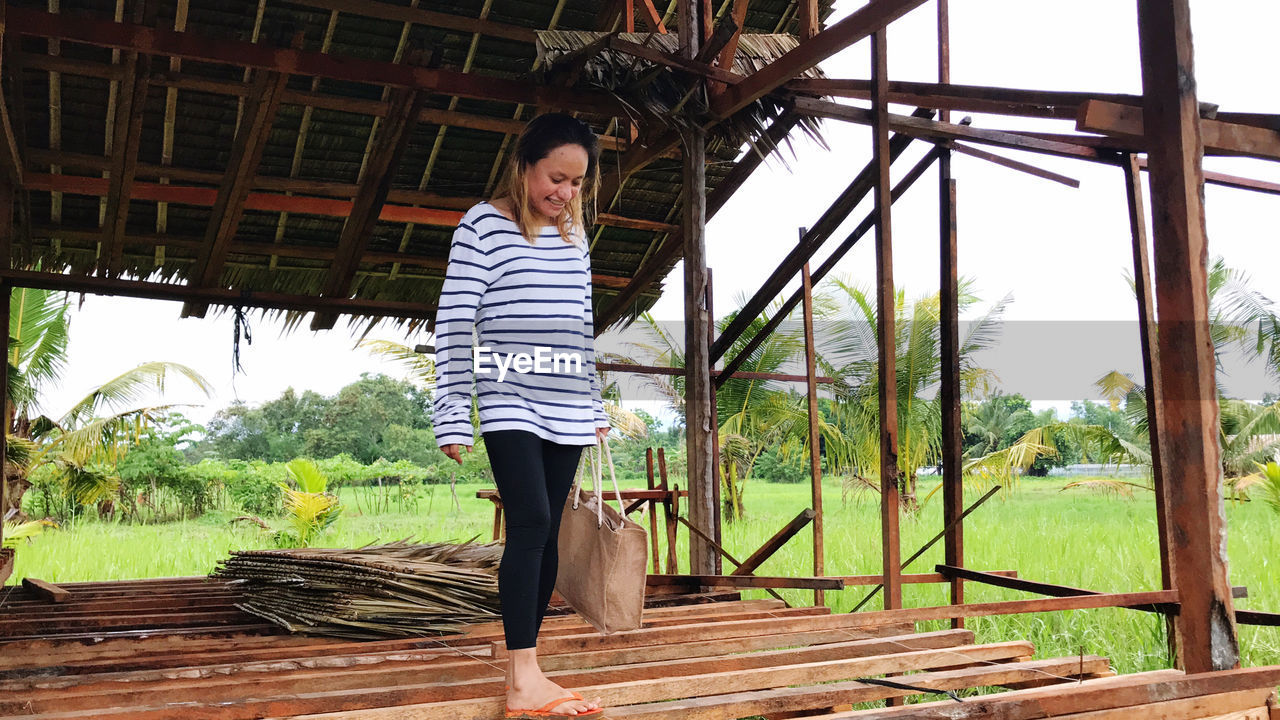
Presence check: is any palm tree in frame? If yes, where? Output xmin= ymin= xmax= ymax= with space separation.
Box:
xmin=818 ymin=277 xmax=1007 ymax=509
xmin=6 ymin=288 xmax=213 ymax=516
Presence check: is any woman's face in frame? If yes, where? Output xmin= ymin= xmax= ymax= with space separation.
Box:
xmin=525 ymin=143 xmax=589 ymax=223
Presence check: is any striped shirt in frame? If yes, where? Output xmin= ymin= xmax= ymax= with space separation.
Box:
xmin=433 ymin=202 xmax=609 ymax=447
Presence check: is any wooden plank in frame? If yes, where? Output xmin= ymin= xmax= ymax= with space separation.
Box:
xmin=595 ymin=113 xmax=797 ymax=331
xmin=1137 ymin=0 xmax=1239 ymax=674
xmin=7 ymin=632 xmax=1001 ymax=714
xmin=821 ymin=667 xmax=1280 ymax=719
xmin=181 ymin=66 xmax=288 ymax=318
xmin=732 ymin=509 xmax=815 ymax=576
xmin=711 ymin=0 xmax=929 ymax=119
xmin=597 ymin=657 xmax=1113 ymax=720
xmin=18 ymin=578 xmax=71 ymax=603
xmin=647 ymin=574 xmax=843 ymax=590
xmin=1079 ymin=99 xmax=1280 ymax=161
xmin=310 ymin=82 xmax=425 ymax=330
xmin=793 ymin=97 xmax=1106 ymax=162
xmin=637 ymin=0 xmax=667 ymax=33
xmin=714 ymin=0 xmax=749 ymax=89
xmin=98 ymin=49 xmax=148 ymax=277
xmin=797 ymin=0 xmax=818 ymax=39
xmin=940 ymin=175 xmax=963 ymax=622
xmin=117 ymin=644 xmax=1061 ymax=720
xmin=870 ymin=28 xmax=901 ymax=611
xmin=1051 ymin=691 xmax=1271 ymax=720
xmin=4 ymin=7 xmax=619 ymax=116
xmin=0 ymin=548 xmax=12 ymax=586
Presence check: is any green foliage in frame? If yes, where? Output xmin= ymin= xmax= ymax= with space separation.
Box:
xmin=2 ymin=519 xmax=57 ymax=549
xmin=198 ymin=375 xmax=436 ymax=465
xmin=223 ymin=461 xmax=286 ymax=517
xmin=276 ymin=459 xmax=341 ymax=548
xmin=753 ymin=446 xmax=809 ymax=483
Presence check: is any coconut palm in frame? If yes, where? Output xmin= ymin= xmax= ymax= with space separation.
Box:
xmin=818 ymin=278 xmax=1007 ymax=509
xmin=6 ymin=288 xmax=214 ymax=516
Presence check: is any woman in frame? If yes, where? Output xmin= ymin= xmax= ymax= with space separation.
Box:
xmin=435 ymin=113 xmax=609 ymax=719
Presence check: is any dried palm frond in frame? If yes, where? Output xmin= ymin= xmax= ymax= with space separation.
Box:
xmin=212 ymin=540 xmax=503 ymax=638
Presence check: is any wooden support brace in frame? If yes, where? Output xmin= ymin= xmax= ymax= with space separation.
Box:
xmin=99 ymin=50 xmax=149 ymax=278
xmin=732 ymin=508 xmax=815 ymax=576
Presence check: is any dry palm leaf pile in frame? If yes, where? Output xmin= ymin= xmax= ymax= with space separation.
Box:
xmin=212 ymin=540 xmax=503 ymax=639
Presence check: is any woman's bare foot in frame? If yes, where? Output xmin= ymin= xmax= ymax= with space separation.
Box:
xmin=506 ymin=675 xmax=601 ymax=716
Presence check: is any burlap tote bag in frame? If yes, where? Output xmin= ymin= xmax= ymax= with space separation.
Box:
xmin=555 ymin=441 xmax=648 ymax=634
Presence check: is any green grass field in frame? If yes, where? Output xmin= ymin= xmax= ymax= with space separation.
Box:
xmin=6 ymin=477 xmax=1277 ymax=673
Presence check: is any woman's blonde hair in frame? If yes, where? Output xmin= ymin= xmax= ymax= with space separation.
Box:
xmin=493 ymin=113 xmax=601 ymax=245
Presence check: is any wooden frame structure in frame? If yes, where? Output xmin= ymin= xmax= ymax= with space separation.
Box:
xmin=2 ymin=0 xmax=1280 ymax=715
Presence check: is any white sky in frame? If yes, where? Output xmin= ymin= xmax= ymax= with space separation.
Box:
xmin=37 ymin=1 xmax=1280 ymax=427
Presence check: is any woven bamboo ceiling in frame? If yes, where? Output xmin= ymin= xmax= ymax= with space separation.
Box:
xmin=0 ymin=0 xmax=836 ymax=331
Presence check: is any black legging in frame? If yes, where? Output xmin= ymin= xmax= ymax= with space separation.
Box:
xmin=483 ymin=429 xmax=585 ymax=650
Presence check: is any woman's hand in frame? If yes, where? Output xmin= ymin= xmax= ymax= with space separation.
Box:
xmin=441 ymin=444 xmax=472 ymax=464
xmin=595 ymin=426 xmax=611 ymax=443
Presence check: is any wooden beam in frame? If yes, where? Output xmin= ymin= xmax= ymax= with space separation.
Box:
xmin=714 ymin=0 xmax=749 ymax=85
xmin=787 ymin=78 xmax=1217 ymax=122
xmin=4 ymin=6 xmax=621 ymax=116
xmin=797 ymin=0 xmax=818 ymax=39
xmin=0 ymin=54 xmax=22 ymax=186
xmin=98 ymin=49 xmax=148 ymax=277
xmin=637 ymin=0 xmax=668 ymax=33
xmin=682 ymin=124 xmax=715 ymax=576
xmin=793 ymin=97 xmax=1107 ymax=162
xmin=1079 ymin=99 xmax=1280 ymax=162
xmin=1137 ymin=0 xmax=1239 ymax=673
xmin=311 ymin=84 xmax=425 ymax=331
xmin=0 ymin=267 xmax=433 ymax=319
xmin=282 ymin=0 xmax=538 ymax=44
xmin=732 ymin=509 xmax=815 ymax=577
xmin=871 ymin=28 xmax=901 ymax=612
xmin=711 ymin=0 xmax=929 ymax=119
xmin=26 ymin=159 xmax=676 ymax=233
xmin=952 ymin=143 xmax=1080 ymax=188
xmin=181 ymin=67 xmax=288 ymax=318
xmin=596 ymin=113 xmax=799 ymax=331
xmin=647 ymin=574 xmax=843 ymax=590
xmin=0 ymin=280 xmax=6 ymax=550
xmin=596 ymin=362 xmax=834 ymax=382
xmin=709 ymin=109 xmax=932 ymax=366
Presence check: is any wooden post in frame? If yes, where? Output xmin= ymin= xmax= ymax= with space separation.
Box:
xmin=0 ymin=280 xmax=8 ymax=553
xmin=707 ymin=269 xmax=723 ymax=573
xmin=658 ymin=448 xmax=679 ymax=574
xmin=1123 ymin=152 xmax=1178 ymax=661
xmin=1137 ymin=0 xmax=1239 ymax=673
xmin=798 ymin=0 xmax=819 ymax=40
xmin=646 ymin=448 xmax=660 ymax=574
xmin=679 ymin=0 xmax=716 ymax=576
xmin=936 ymin=0 xmax=963 ymax=625
xmin=872 ymin=29 xmax=902 ymax=611
xmin=802 ymin=261 xmax=825 ymax=607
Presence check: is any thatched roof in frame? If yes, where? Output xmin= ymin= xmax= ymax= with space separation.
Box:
xmin=4 ymin=0 xmax=836 ymax=333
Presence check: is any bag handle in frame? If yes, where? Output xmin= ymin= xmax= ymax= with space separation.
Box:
xmin=569 ymin=440 xmax=628 ymax=528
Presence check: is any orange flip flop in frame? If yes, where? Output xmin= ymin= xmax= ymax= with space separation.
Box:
xmin=505 ymin=690 xmax=604 ymax=719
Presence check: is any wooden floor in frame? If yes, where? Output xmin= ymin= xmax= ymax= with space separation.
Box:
xmin=1 ymin=578 xmax=1278 ymax=719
